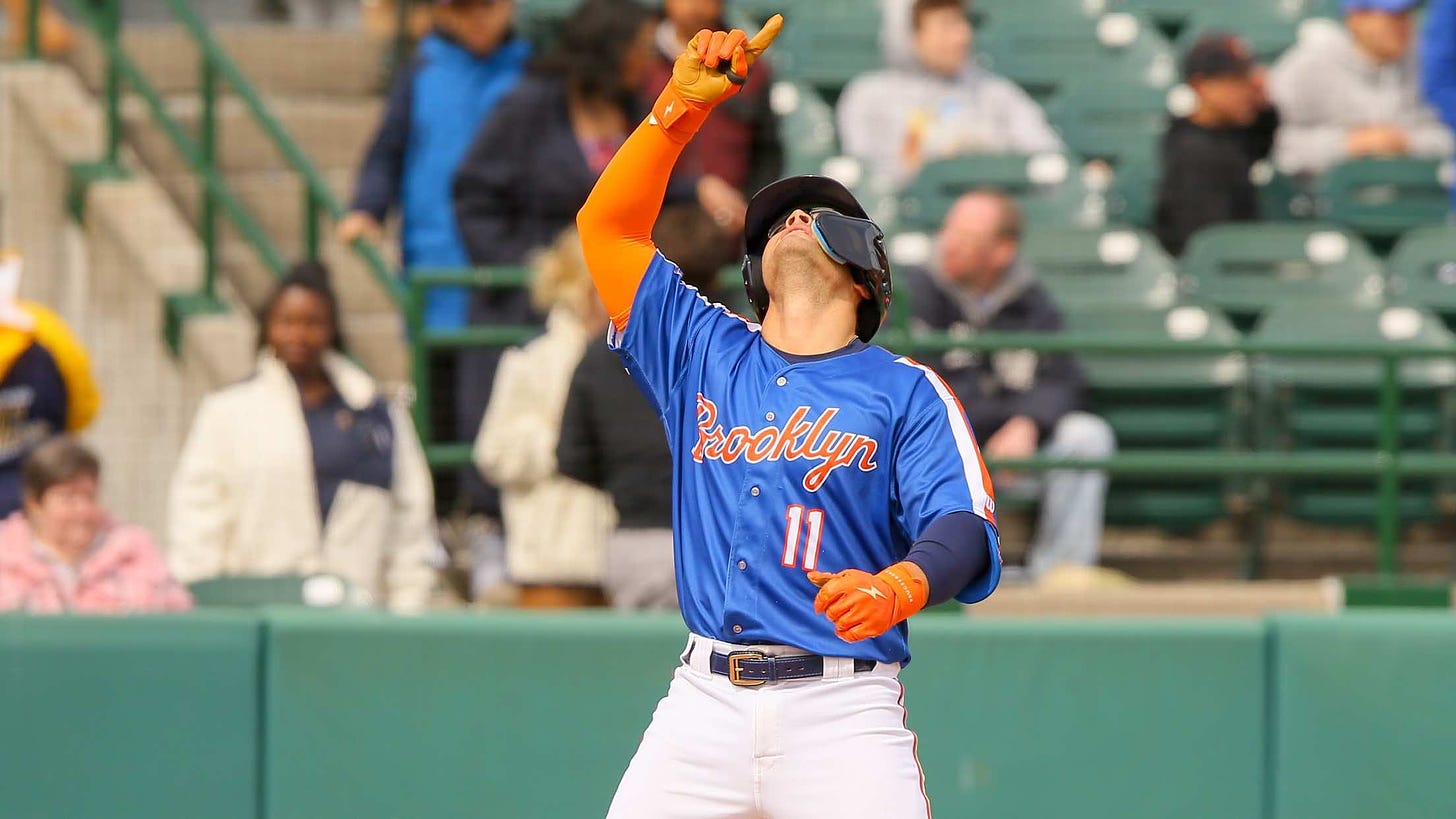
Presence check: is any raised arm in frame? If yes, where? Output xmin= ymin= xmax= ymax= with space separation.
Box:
xmin=577 ymin=15 xmax=784 ymax=331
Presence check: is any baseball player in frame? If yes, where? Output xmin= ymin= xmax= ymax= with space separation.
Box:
xmin=577 ymin=14 xmax=1001 ymax=817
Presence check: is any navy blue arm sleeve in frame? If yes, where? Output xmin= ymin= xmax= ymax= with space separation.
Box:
xmin=349 ymin=65 xmax=415 ymax=220
xmin=905 ymin=511 xmax=992 ymax=607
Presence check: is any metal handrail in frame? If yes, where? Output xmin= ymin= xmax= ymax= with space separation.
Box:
xmin=25 ymin=0 xmax=404 ymax=308
xmin=405 ymin=265 xmax=1454 ymax=577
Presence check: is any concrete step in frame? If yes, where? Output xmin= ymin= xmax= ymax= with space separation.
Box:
xmin=68 ymin=23 xmax=392 ymax=100
xmin=121 ymin=93 xmax=380 ymax=176
xmin=218 ymin=237 xmax=401 ymax=317
xmin=159 ymin=166 xmax=358 ymax=257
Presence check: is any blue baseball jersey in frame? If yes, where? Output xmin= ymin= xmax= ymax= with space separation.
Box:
xmin=610 ymin=253 xmax=1001 ymax=664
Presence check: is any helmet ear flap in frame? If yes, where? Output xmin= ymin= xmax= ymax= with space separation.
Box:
xmin=742 ymin=254 xmax=771 ymax=322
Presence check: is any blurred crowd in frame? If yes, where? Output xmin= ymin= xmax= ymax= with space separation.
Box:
xmin=3 ymin=0 xmax=1456 ymax=614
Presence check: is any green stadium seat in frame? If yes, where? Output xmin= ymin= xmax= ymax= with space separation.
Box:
xmin=770 ymin=0 xmax=883 ymax=99
xmin=1387 ymin=227 xmax=1456 ymax=323
xmin=975 ymin=13 xmax=1179 ymax=104
xmin=973 ymin=0 xmax=1122 ymax=25
xmin=1252 ymin=162 xmax=1320 ymax=221
xmin=515 ymin=0 xmax=578 ymax=47
xmin=1252 ymin=303 xmax=1456 ymax=527
xmin=1317 ymin=158 xmax=1452 ymax=244
xmin=188 ymin=574 xmax=360 ymax=608
xmin=1177 ymin=12 xmax=1301 ymax=63
xmin=1045 ymin=81 xmax=1171 ymax=165
xmin=1064 ymin=305 xmax=1249 ymax=531
xmin=1106 ymin=143 xmax=1161 ymax=227
xmin=896 ymin=153 xmax=1104 ymax=231
xmin=770 ymin=80 xmax=839 ymax=177
xmin=1123 ymin=0 xmax=1311 ymax=36
xmin=1180 ymin=223 xmax=1384 ymax=330
xmin=1022 ymin=226 xmax=1180 ymax=309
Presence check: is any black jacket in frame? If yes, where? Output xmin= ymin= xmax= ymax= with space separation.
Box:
xmin=556 ymin=342 xmax=673 ymax=529
xmin=452 ymin=74 xmax=697 ymax=270
xmin=1153 ymin=107 xmax=1280 ymax=257
xmin=905 ymin=263 xmax=1086 ymax=439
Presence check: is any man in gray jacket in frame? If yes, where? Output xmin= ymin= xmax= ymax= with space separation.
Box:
xmin=837 ymin=0 xmax=1063 ymax=189
xmin=1269 ymin=0 xmax=1452 ymax=174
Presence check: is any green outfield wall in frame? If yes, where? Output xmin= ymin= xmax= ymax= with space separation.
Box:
xmin=0 ymin=611 xmax=1451 ymax=819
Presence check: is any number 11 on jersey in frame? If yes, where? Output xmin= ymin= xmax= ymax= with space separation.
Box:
xmin=782 ymin=504 xmax=825 ymax=570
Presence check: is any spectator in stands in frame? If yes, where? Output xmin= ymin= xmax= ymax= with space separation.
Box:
xmin=907 ymin=191 xmax=1114 ymax=579
xmin=643 ymin=0 xmax=784 ymax=198
xmin=836 ymin=0 xmax=1063 ymax=190
xmin=338 ymin=0 xmax=529 ymax=332
xmin=450 ymin=0 xmax=717 ymax=521
xmin=1421 ymin=0 xmax=1456 ymax=209
xmin=1269 ymin=0 xmax=1453 ymax=175
xmin=0 ymin=438 xmax=191 ymax=614
xmin=0 ymin=251 xmax=100 ymax=520
xmin=168 ymin=263 xmax=438 ymax=612
xmin=1155 ymin=33 xmax=1279 ymax=256
xmin=473 ymin=228 xmax=616 ymax=608
xmin=555 ymin=205 xmax=736 ymax=610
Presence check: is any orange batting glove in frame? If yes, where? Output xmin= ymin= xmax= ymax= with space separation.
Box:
xmin=808 ymin=562 xmax=930 ymax=643
xmin=651 ymin=14 xmax=783 ymax=143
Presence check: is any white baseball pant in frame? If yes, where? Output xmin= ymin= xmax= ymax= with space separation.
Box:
xmin=606 ymin=632 xmax=932 ymax=818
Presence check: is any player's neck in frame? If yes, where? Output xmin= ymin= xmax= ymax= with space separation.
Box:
xmin=760 ymin=297 xmax=859 ymax=356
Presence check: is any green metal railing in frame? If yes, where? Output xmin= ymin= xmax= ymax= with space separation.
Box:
xmin=24 ymin=0 xmax=403 ymax=348
xmin=406 ymin=269 xmax=1456 ymax=577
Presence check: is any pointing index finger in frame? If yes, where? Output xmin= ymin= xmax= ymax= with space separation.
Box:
xmin=745 ymin=13 xmax=784 ymax=57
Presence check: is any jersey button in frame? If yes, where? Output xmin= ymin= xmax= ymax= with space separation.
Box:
xmin=750 ymin=486 xmax=760 ymax=496
xmin=776 ymin=376 xmax=788 ymax=387
xmin=732 ymin=625 xmax=743 ymax=634
xmin=765 ymin=412 xmax=775 ymax=421
xmin=738 ymin=560 xmax=747 ymax=570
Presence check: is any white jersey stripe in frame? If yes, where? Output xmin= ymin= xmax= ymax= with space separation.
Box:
xmin=895 ymin=356 xmax=996 ymax=521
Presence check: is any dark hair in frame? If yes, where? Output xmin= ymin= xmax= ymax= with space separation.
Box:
xmin=912 ymin=0 xmax=969 ymax=30
xmin=23 ymin=437 xmax=100 ymax=502
xmin=654 ymin=204 xmax=738 ymax=294
xmin=987 ymin=190 xmax=1024 ymax=240
xmin=256 ymin=260 xmax=346 ymax=352
xmin=533 ymin=0 xmax=655 ymax=105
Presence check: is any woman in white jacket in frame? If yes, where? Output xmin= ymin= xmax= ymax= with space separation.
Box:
xmin=474 ymin=228 xmax=617 ymax=608
xmin=168 ymin=264 xmax=437 ymax=611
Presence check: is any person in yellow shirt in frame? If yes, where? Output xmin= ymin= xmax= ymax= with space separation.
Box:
xmin=0 ymin=252 xmax=100 ymax=517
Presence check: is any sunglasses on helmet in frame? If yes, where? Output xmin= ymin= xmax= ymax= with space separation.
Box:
xmin=765 ymin=208 xmax=888 ymax=276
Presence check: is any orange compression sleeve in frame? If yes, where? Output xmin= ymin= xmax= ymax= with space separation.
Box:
xmin=577 ymin=87 xmax=712 ymax=331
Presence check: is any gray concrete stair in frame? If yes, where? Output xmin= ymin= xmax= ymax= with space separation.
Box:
xmin=65 ymin=22 xmax=411 ymax=384
xmin=158 ymin=166 xmax=358 ymax=257
xmin=68 ymin=24 xmax=392 ymax=99
xmin=121 ymin=94 xmax=381 ymax=176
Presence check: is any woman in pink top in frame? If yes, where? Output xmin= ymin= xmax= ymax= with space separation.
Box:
xmin=0 ymin=437 xmax=190 ymax=613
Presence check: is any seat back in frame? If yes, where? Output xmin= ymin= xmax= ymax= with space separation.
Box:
xmin=1064 ymin=305 xmax=1249 ymax=530
xmin=1318 ymin=158 xmax=1452 ymax=242
xmin=1387 ymin=226 xmax=1456 ymax=317
xmin=188 ymin=574 xmax=361 ymax=609
xmin=1045 ymin=81 xmax=1171 ymax=165
xmin=1180 ymin=223 xmax=1384 ymax=328
xmin=770 ymin=81 xmax=839 ymax=177
xmin=975 ymin=12 xmax=1178 ymax=103
xmin=897 ymin=153 xmax=1103 ymax=231
xmin=1023 ymin=227 xmax=1180 ymax=309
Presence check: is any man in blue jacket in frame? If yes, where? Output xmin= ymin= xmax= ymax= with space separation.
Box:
xmin=338 ymin=0 xmax=530 ymax=331
xmin=1423 ymin=0 xmax=1456 ymax=209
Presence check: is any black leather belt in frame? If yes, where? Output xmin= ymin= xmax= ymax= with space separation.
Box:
xmin=709 ymin=649 xmax=877 ymax=687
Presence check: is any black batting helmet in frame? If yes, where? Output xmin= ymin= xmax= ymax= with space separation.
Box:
xmin=741 ymin=175 xmax=892 ymax=343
